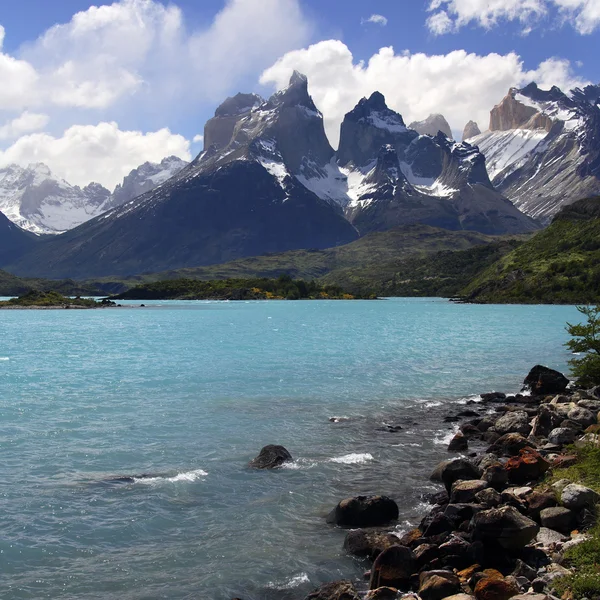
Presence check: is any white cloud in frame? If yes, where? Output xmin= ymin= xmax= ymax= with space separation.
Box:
xmin=0 ymin=112 xmax=49 ymax=140
xmin=260 ymin=40 xmax=589 ymax=145
xmin=427 ymin=0 xmax=600 ymax=34
xmin=362 ymin=14 xmax=389 ymax=26
xmin=192 ymin=134 xmax=204 ymax=143
xmin=0 ymin=0 xmax=312 ymax=186
xmin=0 ymin=122 xmax=191 ymax=189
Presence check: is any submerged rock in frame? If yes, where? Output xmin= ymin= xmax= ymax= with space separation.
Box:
xmin=327 ymin=495 xmax=399 ymax=527
xmin=248 ymin=444 xmax=293 ymax=469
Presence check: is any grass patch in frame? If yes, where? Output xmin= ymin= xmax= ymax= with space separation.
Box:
xmin=550 ymin=444 xmax=600 ymax=600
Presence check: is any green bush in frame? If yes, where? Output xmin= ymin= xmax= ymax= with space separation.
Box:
xmin=566 ymin=305 xmax=600 ymax=387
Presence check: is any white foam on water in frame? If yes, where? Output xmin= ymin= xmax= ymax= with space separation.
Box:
xmin=329 ymin=453 xmax=374 ymax=464
xmin=267 ymin=573 xmax=310 ymax=589
xmin=433 ymin=426 xmax=458 ymax=446
xmin=281 ymin=458 xmax=319 ymax=470
xmin=328 ymin=415 xmax=350 ymax=423
xmin=134 ymin=469 xmax=208 ymax=485
xmin=0 ymin=357 xmax=9 ymax=361
xmin=392 ymin=442 xmax=422 ymax=448
xmin=424 ymin=400 xmax=443 ymax=408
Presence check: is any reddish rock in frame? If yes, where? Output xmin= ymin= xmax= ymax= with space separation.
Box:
xmin=505 ymin=448 xmax=549 ymax=484
xmin=369 ymin=545 xmax=416 ymax=590
xmin=474 ymin=576 xmax=520 ymax=600
xmin=419 ymin=571 xmax=461 ymax=600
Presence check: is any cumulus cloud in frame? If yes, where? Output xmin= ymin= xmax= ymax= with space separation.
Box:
xmin=0 ymin=122 xmax=191 ymax=189
xmin=0 ymin=0 xmax=312 ymax=185
xmin=362 ymin=14 xmax=389 ymax=26
xmin=0 ymin=112 xmax=49 ymax=140
xmin=260 ymin=40 xmax=589 ymax=145
xmin=427 ymin=0 xmax=600 ymax=35
xmin=192 ymin=134 xmax=204 ymax=143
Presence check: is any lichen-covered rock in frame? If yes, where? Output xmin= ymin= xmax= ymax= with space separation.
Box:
xmin=369 ymin=545 xmax=416 ymax=590
xmin=327 ymin=495 xmax=399 ymax=527
xmin=494 ymin=411 xmax=532 ymax=436
xmin=471 ymin=506 xmax=539 ymax=550
xmin=567 ymin=406 xmax=596 ymax=428
xmin=534 ymin=527 xmax=568 ymax=546
xmin=450 ymin=480 xmax=489 ymax=503
xmin=523 ymin=365 xmax=569 ymax=395
xmin=248 ymin=444 xmax=292 ymax=469
xmin=474 ymin=576 xmax=520 ymax=600
xmin=560 ymin=483 xmax=600 ymax=510
xmin=505 ymin=448 xmax=549 ymax=484
xmin=304 ymin=580 xmax=360 ymax=600
xmin=547 ymin=427 xmax=577 ymax=446
xmin=418 ymin=571 xmax=461 ymax=600
xmin=475 ymin=487 xmax=502 ymax=507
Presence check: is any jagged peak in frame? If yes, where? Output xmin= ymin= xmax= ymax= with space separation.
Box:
xmin=214 ymin=93 xmax=263 ymax=118
xmin=344 ymin=92 xmax=406 ymax=131
xmin=266 ymin=71 xmax=318 ymax=113
xmin=409 ymin=114 xmax=452 ymax=139
xmin=289 ymin=70 xmax=308 ymax=87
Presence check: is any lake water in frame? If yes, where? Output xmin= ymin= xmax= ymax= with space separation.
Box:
xmin=0 ymin=298 xmax=581 ymax=599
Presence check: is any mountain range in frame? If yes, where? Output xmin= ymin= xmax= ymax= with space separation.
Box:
xmin=0 ymin=73 xmax=599 ymax=281
xmin=0 ymin=156 xmax=187 ymax=234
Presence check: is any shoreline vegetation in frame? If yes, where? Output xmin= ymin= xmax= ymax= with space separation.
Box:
xmin=109 ymin=275 xmax=376 ymax=301
xmin=0 ymin=291 xmax=120 ymax=309
xmin=247 ymin=364 xmax=600 ymax=600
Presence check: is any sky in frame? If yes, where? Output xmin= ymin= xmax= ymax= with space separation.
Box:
xmin=0 ymin=0 xmax=599 ymax=189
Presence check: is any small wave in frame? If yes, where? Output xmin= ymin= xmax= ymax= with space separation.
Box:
xmin=424 ymin=400 xmax=443 ymax=408
xmin=134 ymin=469 xmax=208 ymax=484
xmin=433 ymin=427 xmax=458 ymax=446
xmin=392 ymin=442 xmax=422 ymax=448
xmin=267 ymin=573 xmax=310 ymax=589
xmin=329 ymin=452 xmax=373 ymax=465
xmin=282 ymin=458 xmax=318 ymax=470
xmin=328 ymin=416 xmax=350 ymax=423
xmin=0 ymin=357 xmax=9 ymax=361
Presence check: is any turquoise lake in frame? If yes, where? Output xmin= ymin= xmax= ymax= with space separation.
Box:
xmin=0 ymin=298 xmax=582 ymax=599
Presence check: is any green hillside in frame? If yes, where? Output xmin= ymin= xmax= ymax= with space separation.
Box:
xmin=0 ymin=269 xmax=101 ymax=297
xmin=461 ymin=196 xmax=600 ymax=304
xmin=88 ymin=225 xmax=523 ymax=296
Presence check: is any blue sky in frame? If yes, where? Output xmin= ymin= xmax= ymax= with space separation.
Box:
xmin=0 ymin=0 xmax=598 ymax=188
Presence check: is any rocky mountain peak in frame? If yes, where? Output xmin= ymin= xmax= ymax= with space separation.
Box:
xmin=409 ymin=114 xmax=452 ymax=139
xmin=268 ymin=71 xmax=318 ymax=113
xmin=82 ymin=182 xmax=111 ymax=206
xmin=462 ymin=120 xmax=481 ymax=141
xmin=489 ymin=88 xmax=553 ymax=132
xmin=214 ymin=92 xmax=263 ymax=118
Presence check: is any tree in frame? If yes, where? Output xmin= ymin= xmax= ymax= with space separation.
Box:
xmin=566 ymin=305 xmax=600 ymax=387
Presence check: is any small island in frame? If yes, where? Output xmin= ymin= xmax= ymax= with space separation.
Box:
xmin=0 ymin=290 xmax=119 ymax=309
xmin=110 ymin=275 xmax=375 ymax=301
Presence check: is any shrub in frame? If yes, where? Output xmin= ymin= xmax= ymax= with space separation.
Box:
xmin=566 ymin=305 xmax=600 ymax=387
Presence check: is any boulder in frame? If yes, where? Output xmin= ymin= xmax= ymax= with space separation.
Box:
xmin=577 ymin=398 xmax=600 ymax=411
xmin=487 ymin=433 xmax=535 ymax=457
xmin=494 ymin=412 xmax=532 ymax=436
xmin=535 ymin=527 xmax=568 ymax=546
xmin=369 ymin=545 xmax=416 ymax=590
xmin=482 ymin=463 xmax=508 ymax=490
xmin=450 ymin=480 xmax=489 ymax=503
xmin=481 ymin=392 xmax=507 ymax=403
xmin=418 ymin=571 xmax=461 ymax=600
xmin=305 ymin=580 xmax=360 ymax=600
xmin=504 ymin=448 xmax=549 ymax=484
xmin=327 ymin=496 xmax=399 ymax=527
xmin=440 ymin=459 xmax=482 ymax=492
xmin=396 ymin=528 xmax=423 ymax=548
xmin=344 ymin=529 xmax=400 ymax=559
xmin=539 ymin=507 xmax=575 ymax=533
xmin=414 ymin=543 xmax=439 ymax=568
xmin=471 ymin=506 xmax=540 ymax=550
xmin=567 ymin=406 xmax=597 ymax=428
xmin=560 ymin=483 xmax=600 ymax=510
xmin=575 ymin=432 xmax=600 ymax=447
xmin=444 ymin=595 xmax=475 ymax=600
xmin=525 ymin=491 xmax=557 ymax=520
xmin=449 ymin=432 xmax=469 ymax=452
xmin=248 ymin=444 xmax=292 ymax=469
xmin=523 ymin=366 xmax=569 ymax=395
xmin=547 ymin=427 xmax=577 ymax=446
xmin=430 ymin=460 xmax=453 ymax=482
xmin=530 ymin=405 xmax=561 ymax=438
xmin=475 ymin=488 xmax=502 ymax=507
xmin=474 ymin=576 xmax=520 ymax=600
xmin=365 ymin=588 xmax=399 ymax=600
xmin=511 ymin=559 xmax=537 ymax=582
xmin=478 ymin=453 xmax=501 ymax=470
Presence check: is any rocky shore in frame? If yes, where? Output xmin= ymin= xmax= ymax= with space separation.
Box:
xmin=244 ymin=365 xmax=600 ymax=600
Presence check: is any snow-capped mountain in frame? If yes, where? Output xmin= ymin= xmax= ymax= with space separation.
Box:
xmin=0 ymin=157 xmax=188 ymax=235
xmin=6 ymin=72 xmax=359 ymax=278
xmin=302 ymin=91 xmax=538 ymax=235
xmin=0 ymin=164 xmax=111 ymax=234
xmin=409 ymin=114 xmax=453 ymax=139
xmin=467 ymin=83 xmax=600 ymax=221
xmin=109 ymin=156 xmax=188 ymax=210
